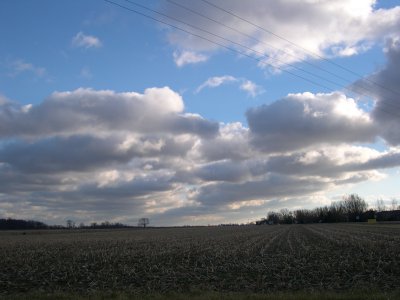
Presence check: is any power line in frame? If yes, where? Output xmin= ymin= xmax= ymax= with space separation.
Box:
xmin=199 ymin=0 xmax=400 ymax=98
xmin=167 ymin=0 xmax=351 ymax=85
xmin=120 ymin=0 xmax=335 ymax=91
xmin=107 ymin=0 xmax=334 ymax=90
xmin=123 ymin=0 xmax=391 ymax=99
xmin=165 ymin=0 xmax=400 ymax=111
xmin=105 ymin=0 xmax=400 ymax=119
xmin=194 ymin=0 xmax=400 ymax=111
xmin=124 ymin=0 xmax=400 ymax=113
xmin=126 ymin=0 xmax=342 ymax=89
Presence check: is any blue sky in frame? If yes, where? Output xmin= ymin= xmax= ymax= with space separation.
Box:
xmin=1 ymin=0 xmax=400 ymax=226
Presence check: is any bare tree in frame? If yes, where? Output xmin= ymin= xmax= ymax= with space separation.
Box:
xmin=138 ymin=218 xmax=149 ymax=228
xmin=280 ymin=208 xmax=294 ymax=224
xmin=391 ymin=198 xmax=398 ymax=211
xmin=376 ymin=199 xmax=386 ymax=212
xmin=66 ymin=219 xmax=75 ymax=229
xmin=343 ymin=194 xmax=368 ymax=222
xmin=330 ymin=201 xmax=347 ymax=222
xmin=266 ymin=211 xmax=281 ymax=224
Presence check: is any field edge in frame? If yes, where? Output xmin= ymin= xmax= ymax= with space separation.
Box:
xmin=2 ymin=290 xmax=400 ymax=300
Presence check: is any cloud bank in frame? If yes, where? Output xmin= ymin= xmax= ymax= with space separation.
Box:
xmin=1 ymin=74 xmax=399 ymax=225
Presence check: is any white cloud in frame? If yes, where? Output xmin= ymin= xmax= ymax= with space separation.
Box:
xmin=72 ymin=32 xmax=102 ymax=49
xmin=196 ymin=75 xmax=264 ymax=97
xmin=173 ymin=50 xmax=208 ymax=67
xmin=163 ymin=0 xmax=400 ymax=68
xmin=195 ymin=75 xmax=237 ymax=93
xmin=0 ymin=87 xmax=218 ymax=138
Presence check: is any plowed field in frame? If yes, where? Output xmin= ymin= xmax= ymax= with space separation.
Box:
xmin=1 ymin=224 xmax=399 ymax=295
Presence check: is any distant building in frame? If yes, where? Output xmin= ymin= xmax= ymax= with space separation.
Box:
xmin=376 ymin=210 xmax=400 ymax=221
xmin=256 ymin=219 xmax=268 ymax=225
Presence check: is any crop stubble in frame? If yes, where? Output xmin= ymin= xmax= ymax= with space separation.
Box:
xmin=0 ymin=224 xmax=399 ymax=294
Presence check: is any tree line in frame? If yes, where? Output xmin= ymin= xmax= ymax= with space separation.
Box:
xmin=257 ymin=194 xmax=400 ymax=225
xmin=0 ymin=218 xmax=49 ymax=230
xmin=0 ymin=217 xmax=153 ymax=230
xmin=0 ymin=218 xmax=131 ymax=230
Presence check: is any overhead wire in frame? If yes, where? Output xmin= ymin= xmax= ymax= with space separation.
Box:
xmin=121 ymin=0 xmax=390 ymax=97
xmin=167 ymin=0 xmax=400 ymax=115
xmin=104 ymin=0 xmax=400 ymax=119
xmin=197 ymin=0 xmax=400 ymax=113
xmin=167 ymin=0 xmax=351 ymax=85
xmin=125 ymin=0 xmax=351 ymax=91
xmin=200 ymin=0 xmax=400 ymax=98
xmin=166 ymin=0 xmax=400 ymax=111
xmin=118 ymin=0 xmax=336 ymax=91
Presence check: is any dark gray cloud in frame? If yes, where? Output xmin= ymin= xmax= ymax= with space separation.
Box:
xmin=175 ymin=158 xmax=267 ymax=184
xmin=193 ymin=160 xmax=254 ymax=182
xmin=0 ymin=135 xmax=132 ymax=173
xmin=247 ymin=92 xmax=377 ymax=152
xmin=354 ymin=38 xmax=400 ymax=145
xmin=193 ymin=175 xmax=331 ymax=207
xmin=0 ymin=133 xmax=199 ymax=173
xmin=169 ymin=114 xmax=219 ymax=138
xmin=354 ymin=151 xmax=400 ymax=171
xmin=0 ymin=170 xmax=175 ymax=221
xmin=265 ymin=147 xmax=400 ymax=178
xmin=77 ymin=176 xmax=173 ymax=200
xmin=0 ymin=165 xmax=68 ymax=194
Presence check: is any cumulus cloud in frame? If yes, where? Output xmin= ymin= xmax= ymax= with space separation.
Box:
xmin=0 ymin=87 xmax=218 ymax=138
xmin=0 ymin=87 xmax=220 ymax=224
xmin=247 ymin=92 xmax=377 ymax=152
xmin=353 ymin=38 xmax=400 ymax=145
xmin=163 ymin=0 xmax=400 ymax=68
xmin=173 ymin=50 xmax=208 ymax=67
xmin=72 ymin=32 xmax=102 ymax=49
xmin=1 ymin=85 xmax=399 ymax=225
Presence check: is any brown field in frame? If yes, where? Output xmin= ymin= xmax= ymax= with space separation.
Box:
xmin=0 ymin=223 xmax=399 ymax=297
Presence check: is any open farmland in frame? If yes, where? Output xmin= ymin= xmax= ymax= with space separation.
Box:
xmin=1 ymin=224 xmax=399 ymax=297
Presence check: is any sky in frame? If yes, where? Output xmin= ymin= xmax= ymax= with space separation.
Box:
xmin=1 ymin=0 xmax=400 ymax=226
